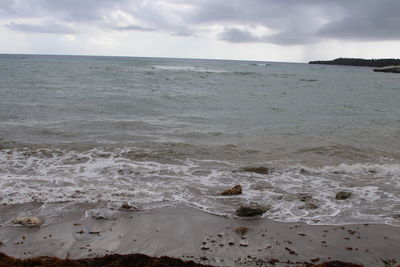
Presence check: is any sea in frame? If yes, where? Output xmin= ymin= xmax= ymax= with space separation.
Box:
xmin=0 ymin=54 xmax=399 ymax=226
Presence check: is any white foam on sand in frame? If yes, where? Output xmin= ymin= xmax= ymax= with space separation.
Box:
xmin=1 ymin=148 xmax=399 ymax=226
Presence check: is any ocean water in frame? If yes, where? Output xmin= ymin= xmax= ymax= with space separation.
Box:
xmin=1 ymin=54 xmax=399 ymax=226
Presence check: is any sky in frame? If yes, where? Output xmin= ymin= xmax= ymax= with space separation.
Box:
xmin=1 ymin=0 xmax=400 ymax=62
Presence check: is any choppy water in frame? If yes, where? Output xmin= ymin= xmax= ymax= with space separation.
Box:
xmin=1 ymin=54 xmax=400 ymax=226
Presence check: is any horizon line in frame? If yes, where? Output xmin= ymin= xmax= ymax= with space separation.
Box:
xmin=0 ymin=52 xmax=305 ymax=64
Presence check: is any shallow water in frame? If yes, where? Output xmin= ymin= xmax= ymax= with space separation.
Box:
xmin=0 ymin=54 xmax=399 ymax=226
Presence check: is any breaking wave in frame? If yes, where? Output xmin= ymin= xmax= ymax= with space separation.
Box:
xmin=1 ymin=147 xmax=399 ymax=226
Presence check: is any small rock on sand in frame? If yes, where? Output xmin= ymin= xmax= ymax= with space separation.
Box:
xmin=235 ymin=226 xmax=249 ymax=235
xmin=239 ymin=240 xmax=249 ymax=247
xmin=12 ymin=217 xmax=42 ymax=228
xmin=236 ymin=202 xmax=271 ymax=217
xmin=221 ymin=185 xmax=242 ymax=196
xmin=336 ymin=191 xmax=352 ymax=200
xmin=200 ymin=245 xmax=210 ymax=250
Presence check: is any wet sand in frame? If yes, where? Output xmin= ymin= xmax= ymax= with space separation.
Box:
xmin=0 ymin=203 xmax=399 ymax=266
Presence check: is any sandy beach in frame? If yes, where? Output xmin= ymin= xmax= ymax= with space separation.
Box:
xmin=2 ymin=0 xmax=400 ymax=264
xmin=0 ymin=203 xmax=399 ymax=266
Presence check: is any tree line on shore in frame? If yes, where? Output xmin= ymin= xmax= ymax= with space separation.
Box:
xmin=309 ymin=58 xmax=400 ymax=67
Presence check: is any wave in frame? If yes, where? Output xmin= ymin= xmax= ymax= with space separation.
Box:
xmin=296 ymin=144 xmax=393 ymax=162
xmin=249 ymin=63 xmax=272 ymax=66
xmin=302 ymin=163 xmax=400 ymax=176
xmin=1 ymin=146 xmax=399 ymax=226
xmin=151 ymin=65 xmax=229 ymax=73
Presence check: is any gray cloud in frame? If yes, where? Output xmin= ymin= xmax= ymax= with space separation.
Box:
xmin=1 ymin=0 xmax=400 ymax=45
xmin=112 ymin=25 xmax=156 ymax=32
xmin=218 ymin=28 xmax=262 ymax=43
xmin=218 ymin=27 xmax=317 ymax=46
xmin=0 ymin=0 xmax=16 ymax=16
xmin=0 ymin=0 xmax=126 ymax=21
xmin=317 ymin=0 xmax=400 ymax=41
xmin=6 ymin=21 xmax=77 ymax=34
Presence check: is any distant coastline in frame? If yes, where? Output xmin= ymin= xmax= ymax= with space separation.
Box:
xmin=309 ymin=57 xmax=400 ymax=67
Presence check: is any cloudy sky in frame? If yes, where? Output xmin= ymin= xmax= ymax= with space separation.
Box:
xmin=1 ymin=0 xmax=400 ymax=62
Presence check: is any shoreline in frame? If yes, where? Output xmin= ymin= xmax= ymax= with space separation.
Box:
xmin=0 ymin=253 xmax=368 ymax=267
xmin=1 ymin=204 xmax=399 ymax=266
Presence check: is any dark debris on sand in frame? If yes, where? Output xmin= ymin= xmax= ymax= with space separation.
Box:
xmin=312 ymin=261 xmax=364 ymax=267
xmin=0 ymin=253 xmax=214 ymax=267
xmin=0 ymin=252 xmax=378 ymax=267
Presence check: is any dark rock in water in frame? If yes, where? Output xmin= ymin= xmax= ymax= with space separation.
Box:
xmin=298 ymin=198 xmax=319 ymax=210
xmin=236 ymin=202 xmax=271 ymax=217
xmin=119 ymin=202 xmax=138 ymax=211
xmin=299 ymin=168 xmax=309 ymax=174
xmin=121 ymin=203 xmax=132 ymax=209
xmin=297 ymin=193 xmax=312 ymax=202
xmin=336 ymin=191 xmax=352 ymax=200
xmin=221 ymin=185 xmax=242 ymax=196
xmin=304 ymin=201 xmax=319 ymax=210
xmin=373 ymin=65 xmax=400 ymax=73
xmin=241 ymin=166 xmax=270 ymax=174
xmin=391 ymin=214 xmax=400 ymax=219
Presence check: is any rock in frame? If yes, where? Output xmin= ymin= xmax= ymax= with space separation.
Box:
xmin=304 ymin=202 xmax=319 ymax=210
xmin=299 ymin=199 xmax=319 ymax=210
xmin=12 ymin=217 xmax=42 ymax=228
xmin=119 ymin=202 xmax=138 ymax=211
xmin=88 ymin=231 xmax=100 ymax=235
xmin=299 ymin=168 xmax=309 ymax=174
xmin=235 ymin=226 xmax=249 ymax=235
xmin=236 ymin=202 xmax=271 ymax=217
xmin=240 ymin=166 xmax=270 ymax=174
xmin=297 ymin=193 xmax=312 ymax=202
xmin=221 ymin=185 xmax=242 ymax=196
xmin=239 ymin=240 xmax=249 ymax=247
xmin=336 ymin=191 xmax=352 ymax=200
xmin=121 ymin=203 xmax=132 ymax=209
xmin=86 ymin=208 xmax=112 ymax=220
xmin=391 ymin=214 xmax=400 ymax=219
xmin=373 ymin=65 xmax=400 ymax=73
